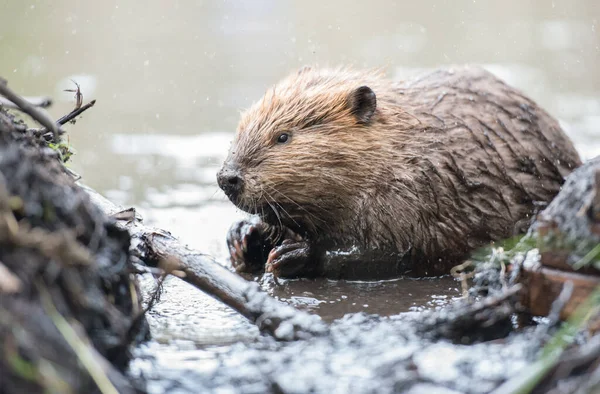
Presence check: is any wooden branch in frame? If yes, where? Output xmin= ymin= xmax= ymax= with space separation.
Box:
xmin=521 ymin=262 xmax=600 ymax=330
xmin=0 ymin=77 xmax=61 ymax=140
xmin=0 ymin=95 xmax=52 ymax=109
xmin=57 ymin=100 xmax=96 ymax=125
xmin=82 ymin=184 xmax=328 ymax=341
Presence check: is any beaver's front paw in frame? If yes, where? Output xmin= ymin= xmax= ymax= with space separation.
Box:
xmin=265 ymin=240 xmax=317 ymax=278
xmin=226 ymin=217 xmax=272 ymax=274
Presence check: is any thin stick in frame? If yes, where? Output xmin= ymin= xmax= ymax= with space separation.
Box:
xmin=57 ymin=100 xmax=96 ymax=125
xmin=0 ymin=96 xmax=52 ymax=109
xmin=0 ymin=77 xmax=60 ymax=140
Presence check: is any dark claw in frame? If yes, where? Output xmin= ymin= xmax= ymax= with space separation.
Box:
xmin=241 ymin=225 xmax=255 ymax=250
xmin=265 ymin=241 xmax=315 ymax=278
xmin=226 ymin=217 xmax=272 ymax=274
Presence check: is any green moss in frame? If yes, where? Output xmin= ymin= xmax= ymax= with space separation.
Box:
xmin=6 ymin=349 xmax=38 ymax=382
xmin=48 ymin=141 xmax=75 ymax=163
xmin=536 ymin=229 xmax=600 ymax=270
xmin=470 ymin=234 xmax=538 ymax=267
xmin=471 ymin=229 xmax=600 ymax=273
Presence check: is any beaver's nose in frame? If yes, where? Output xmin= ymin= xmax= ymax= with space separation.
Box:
xmin=217 ymin=166 xmax=244 ymax=200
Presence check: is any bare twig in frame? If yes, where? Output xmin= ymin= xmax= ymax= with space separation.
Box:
xmin=57 ymin=99 xmax=96 ymax=125
xmin=64 ymin=79 xmax=83 ymax=110
xmin=0 ymin=77 xmax=61 ymax=140
xmin=547 ymin=281 xmax=575 ymax=326
xmin=0 ymin=96 xmax=52 ymax=109
xmin=450 ymin=260 xmax=475 ymax=297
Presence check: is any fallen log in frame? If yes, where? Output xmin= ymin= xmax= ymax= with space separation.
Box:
xmin=82 ymin=185 xmax=328 ymax=341
xmin=522 ymin=263 xmax=600 ymax=322
xmin=520 ymin=156 xmax=600 ymax=323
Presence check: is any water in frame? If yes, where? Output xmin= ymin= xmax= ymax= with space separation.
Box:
xmin=1 ymin=1 xmax=599 ymax=392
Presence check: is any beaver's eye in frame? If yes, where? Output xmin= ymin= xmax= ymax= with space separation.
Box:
xmin=277 ymin=133 xmax=289 ymax=144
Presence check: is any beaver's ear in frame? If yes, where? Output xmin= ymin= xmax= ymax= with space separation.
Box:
xmin=348 ymin=86 xmax=377 ymax=124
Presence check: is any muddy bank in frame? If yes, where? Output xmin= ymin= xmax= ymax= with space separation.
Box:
xmin=133 ymin=312 xmax=536 ymax=394
xmin=0 ymin=89 xmax=146 ymax=393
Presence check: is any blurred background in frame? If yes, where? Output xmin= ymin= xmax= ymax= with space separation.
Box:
xmin=1 ymin=0 xmax=599 ymax=261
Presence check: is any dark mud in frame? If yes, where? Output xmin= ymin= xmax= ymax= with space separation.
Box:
xmin=131 ymin=305 xmax=535 ymax=394
xmin=0 ymin=106 xmax=146 ymax=393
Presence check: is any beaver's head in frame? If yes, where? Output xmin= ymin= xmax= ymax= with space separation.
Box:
xmin=217 ymin=67 xmax=392 ymax=235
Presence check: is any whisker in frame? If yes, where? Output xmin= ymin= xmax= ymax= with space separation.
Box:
xmin=263 ymin=182 xmax=324 ymax=233
xmin=259 ymin=186 xmax=282 ymax=243
xmin=210 ymin=189 xmax=221 ymax=200
xmin=263 ymin=188 xmax=301 ymax=229
xmin=267 ymin=200 xmax=283 ymax=229
xmin=260 ymin=186 xmax=283 ymax=232
xmin=263 ymin=181 xmax=317 ymax=216
xmin=269 ymin=186 xmax=316 ymax=216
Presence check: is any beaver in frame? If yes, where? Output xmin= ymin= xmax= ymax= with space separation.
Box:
xmin=217 ymin=65 xmax=581 ymax=279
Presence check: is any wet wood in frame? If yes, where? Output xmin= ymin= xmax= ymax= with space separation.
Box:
xmin=520 ymin=156 xmax=600 ymax=327
xmin=57 ymin=99 xmax=96 ymax=125
xmin=0 ymin=95 xmax=52 ymax=109
xmin=539 ymin=250 xmax=600 ymax=275
xmin=82 ymin=185 xmax=328 ymax=341
xmin=0 ymin=77 xmax=61 ymax=139
xmin=521 ymin=262 xmax=600 ymax=320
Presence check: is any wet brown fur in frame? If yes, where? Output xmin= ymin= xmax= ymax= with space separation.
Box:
xmin=224 ymin=65 xmax=581 ymax=275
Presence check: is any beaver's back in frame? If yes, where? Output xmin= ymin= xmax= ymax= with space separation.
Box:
xmin=385 ymin=66 xmax=581 ymax=272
